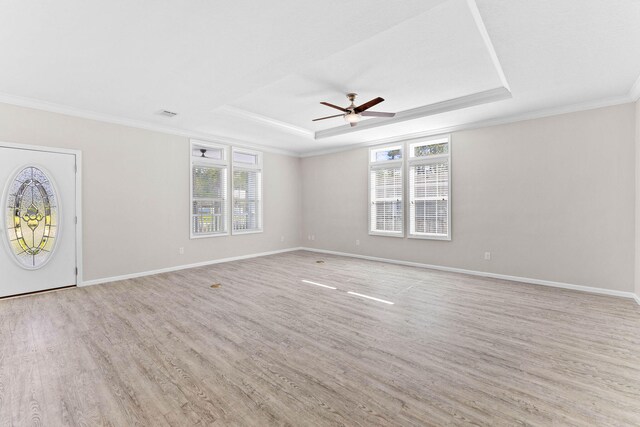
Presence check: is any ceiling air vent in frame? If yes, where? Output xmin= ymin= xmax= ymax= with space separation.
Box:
xmin=159 ymin=109 xmax=178 ymax=117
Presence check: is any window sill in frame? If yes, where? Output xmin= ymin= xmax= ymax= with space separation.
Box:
xmin=368 ymin=231 xmax=404 ymax=238
xmin=190 ymin=232 xmax=229 ymax=239
xmin=408 ymin=234 xmax=451 ymax=241
xmin=232 ymin=229 xmax=263 ymax=235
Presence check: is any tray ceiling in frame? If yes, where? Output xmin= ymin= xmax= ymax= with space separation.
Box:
xmin=0 ymin=0 xmax=638 ymax=155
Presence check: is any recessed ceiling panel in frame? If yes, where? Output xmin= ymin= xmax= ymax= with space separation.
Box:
xmin=230 ymin=0 xmax=507 ymax=132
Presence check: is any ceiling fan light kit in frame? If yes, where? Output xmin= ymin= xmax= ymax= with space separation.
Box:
xmin=313 ymin=92 xmax=396 ymax=127
xmin=344 ymin=111 xmax=361 ymax=124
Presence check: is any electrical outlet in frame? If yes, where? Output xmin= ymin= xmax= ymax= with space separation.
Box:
xmin=311 ymin=235 xmax=315 ymax=241
xmin=280 ymin=236 xmax=285 ymax=242
xmin=179 ymin=247 xmax=185 ymax=255
xmin=484 ymin=252 xmax=491 ymax=260
xmin=308 ymin=234 xmax=311 ymax=240
xmin=356 ymin=239 xmax=360 ymax=246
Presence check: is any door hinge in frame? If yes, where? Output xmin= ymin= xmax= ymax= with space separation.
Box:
xmin=74 ymin=163 xmax=77 ymax=173
xmin=75 ymin=267 xmax=78 ymax=276
xmin=75 ymin=216 xmax=78 ymax=224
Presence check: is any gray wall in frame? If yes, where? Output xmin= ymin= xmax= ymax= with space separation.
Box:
xmin=636 ymin=99 xmax=640 ymax=297
xmin=0 ymin=102 xmax=302 ymax=281
xmin=1 ymin=101 xmax=637 ymax=294
xmin=302 ymin=103 xmax=636 ymax=292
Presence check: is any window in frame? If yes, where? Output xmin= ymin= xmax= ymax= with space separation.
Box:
xmin=191 ymin=142 xmax=229 ymax=238
xmin=369 ymin=145 xmax=403 ymax=236
xmin=232 ymin=148 xmax=263 ymax=233
xmin=367 ymin=136 xmax=451 ymax=240
xmin=408 ymin=137 xmax=451 ymax=240
xmin=190 ymin=141 xmax=264 ymax=238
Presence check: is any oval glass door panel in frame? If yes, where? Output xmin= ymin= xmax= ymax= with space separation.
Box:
xmin=4 ymin=166 xmax=60 ymax=269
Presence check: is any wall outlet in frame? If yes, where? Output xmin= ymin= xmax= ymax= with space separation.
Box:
xmin=484 ymin=251 xmax=491 ymax=260
xmin=311 ymin=235 xmax=315 ymax=241
xmin=179 ymin=247 xmax=185 ymax=255
xmin=356 ymin=239 xmax=360 ymax=246
xmin=308 ymin=234 xmax=312 ymax=240
xmin=280 ymin=235 xmax=285 ymax=242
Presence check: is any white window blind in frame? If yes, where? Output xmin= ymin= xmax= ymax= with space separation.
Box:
xmin=409 ymin=138 xmax=451 ymax=239
xmin=369 ymin=145 xmax=403 ymax=236
xmin=232 ymin=149 xmax=263 ymax=233
xmin=233 ymin=169 xmax=262 ymax=232
xmin=192 ymin=164 xmax=228 ymax=236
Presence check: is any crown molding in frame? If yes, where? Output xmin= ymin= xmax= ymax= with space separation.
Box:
xmin=314 ymin=86 xmax=512 ymax=140
xmin=1 ymin=74 xmax=638 ymax=160
xmin=186 ymin=134 xmax=299 ymax=157
xmin=301 ymin=94 xmax=633 ymax=158
xmin=0 ymin=92 xmax=300 ymax=157
xmin=218 ymin=105 xmax=314 ymax=138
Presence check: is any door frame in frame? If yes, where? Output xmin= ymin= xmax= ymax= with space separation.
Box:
xmin=0 ymin=141 xmax=83 ymax=286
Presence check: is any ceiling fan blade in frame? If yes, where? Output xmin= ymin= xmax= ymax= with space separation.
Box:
xmin=350 ymin=122 xmax=357 ymax=127
xmin=312 ymin=114 xmax=344 ymax=121
xmin=354 ymin=97 xmax=384 ymax=113
xmin=360 ymin=111 xmax=395 ymax=118
xmin=320 ymin=102 xmax=348 ymax=112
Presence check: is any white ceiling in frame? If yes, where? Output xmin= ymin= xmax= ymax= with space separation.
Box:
xmin=0 ymin=0 xmax=639 ymax=155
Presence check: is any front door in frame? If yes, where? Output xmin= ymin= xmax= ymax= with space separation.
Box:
xmin=0 ymin=145 xmax=77 ymax=298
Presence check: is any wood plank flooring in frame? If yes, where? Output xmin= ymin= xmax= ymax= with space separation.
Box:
xmin=1 ymin=250 xmax=639 ymax=426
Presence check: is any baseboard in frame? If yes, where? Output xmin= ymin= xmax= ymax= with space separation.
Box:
xmin=81 ymin=247 xmax=304 ymax=287
xmin=80 ymin=245 xmax=640 ymax=306
xmin=301 ymin=247 xmax=639 ymax=301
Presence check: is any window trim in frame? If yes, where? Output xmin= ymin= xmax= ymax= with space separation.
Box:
xmin=190 ymin=140 xmax=230 ymax=239
xmin=407 ymin=136 xmax=452 ymax=241
xmin=368 ymin=145 xmax=404 ymax=238
xmin=231 ymin=147 xmax=264 ymax=235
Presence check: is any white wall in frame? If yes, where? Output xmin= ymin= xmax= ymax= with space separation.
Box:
xmin=0 ymin=102 xmax=302 ymax=282
xmin=302 ymin=104 xmax=636 ymax=292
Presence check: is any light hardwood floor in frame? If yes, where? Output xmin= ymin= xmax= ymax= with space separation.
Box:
xmin=1 ymin=250 xmax=639 ymax=426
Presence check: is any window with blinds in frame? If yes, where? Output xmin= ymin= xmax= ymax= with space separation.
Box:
xmin=369 ymin=145 xmax=403 ymax=236
xmin=191 ymin=145 xmax=229 ymax=237
xmin=190 ymin=141 xmax=264 ymax=238
xmin=408 ymin=137 xmax=451 ymax=239
xmin=232 ymin=149 xmax=263 ymax=233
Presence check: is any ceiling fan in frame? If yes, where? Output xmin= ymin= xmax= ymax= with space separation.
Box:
xmin=313 ymin=93 xmax=396 ymax=127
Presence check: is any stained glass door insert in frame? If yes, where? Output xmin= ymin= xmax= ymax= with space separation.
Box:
xmin=4 ymin=166 xmax=60 ymax=269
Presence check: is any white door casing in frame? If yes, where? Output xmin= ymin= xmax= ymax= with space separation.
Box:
xmin=0 ymin=144 xmax=79 ymax=297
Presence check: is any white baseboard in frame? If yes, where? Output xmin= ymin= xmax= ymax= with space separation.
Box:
xmin=80 ymin=245 xmax=640 ymax=306
xmin=81 ymin=247 xmax=304 ymax=287
xmin=300 ymin=247 xmax=639 ymax=302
